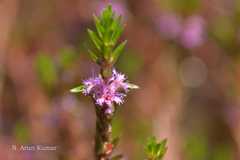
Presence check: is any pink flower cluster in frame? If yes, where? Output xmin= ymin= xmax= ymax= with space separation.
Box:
xmin=83 ymin=69 xmax=138 ymax=108
xmin=157 ymin=14 xmax=206 ymax=49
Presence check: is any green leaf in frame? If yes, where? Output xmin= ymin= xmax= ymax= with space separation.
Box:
xmin=36 ymin=53 xmax=57 ymax=88
xmin=127 ymin=83 xmax=139 ymax=89
xmin=88 ymin=49 xmax=98 ymax=62
xmin=101 ymin=5 xmax=114 ymax=27
xmin=94 ymin=15 xmax=104 ymax=39
xmin=111 ymin=40 xmax=127 ymax=64
xmin=100 ymin=5 xmax=118 ymax=44
xmin=102 ymin=44 xmax=112 ymax=60
xmin=111 ymin=16 xmax=121 ymax=31
xmin=70 ymin=85 xmax=85 ymax=93
xmin=59 ymin=47 xmax=77 ymax=69
xmin=111 ymin=16 xmax=123 ymax=44
xmin=88 ymin=29 xmax=102 ymax=51
xmin=87 ymin=4 xmax=126 ymax=64
xmin=145 ymin=137 xmax=168 ymax=160
xmin=111 ymin=27 xmax=123 ymax=45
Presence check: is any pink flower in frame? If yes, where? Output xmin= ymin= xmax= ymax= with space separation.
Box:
xmin=156 ymin=13 xmax=182 ymax=40
xmin=180 ymin=15 xmax=205 ymax=49
xmin=82 ymin=69 xmax=138 ymax=107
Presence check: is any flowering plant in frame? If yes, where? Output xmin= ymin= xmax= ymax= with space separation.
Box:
xmin=71 ymin=5 xmax=166 ymax=160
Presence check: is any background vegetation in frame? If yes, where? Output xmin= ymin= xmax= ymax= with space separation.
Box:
xmin=1 ymin=0 xmax=240 ymax=159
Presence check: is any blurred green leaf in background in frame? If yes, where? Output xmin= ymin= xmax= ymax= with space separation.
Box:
xmin=58 ymin=47 xmax=78 ymax=69
xmin=14 ymin=121 xmax=30 ymax=144
xmin=35 ymin=53 xmax=58 ymax=90
xmin=116 ymin=50 xmax=143 ymax=78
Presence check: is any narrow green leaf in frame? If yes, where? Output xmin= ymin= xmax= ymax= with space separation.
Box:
xmin=103 ymin=45 xmax=112 ymax=60
xmin=88 ymin=49 xmax=98 ymax=62
xmin=87 ymin=29 xmax=102 ymax=51
xmin=127 ymin=83 xmax=139 ymax=89
xmin=94 ymin=15 xmax=104 ymax=39
xmin=111 ymin=16 xmax=123 ymax=44
xmin=111 ymin=16 xmax=121 ymax=31
xmin=111 ymin=40 xmax=127 ymax=64
xmin=100 ymin=5 xmax=115 ymax=43
xmin=158 ymin=139 xmax=168 ymax=157
xmin=102 ymin=5 xmax=114 ymax=27
xmin=70 ymin=85 xmax=85 ymax=93
xmin=112 ymin=27 xmax=123 ymax=44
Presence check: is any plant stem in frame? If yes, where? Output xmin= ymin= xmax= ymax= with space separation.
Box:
xmin=95 ymin=105 xmax=114 ymax=160
xmin=95 ymin=64 xmax=114 ymax=160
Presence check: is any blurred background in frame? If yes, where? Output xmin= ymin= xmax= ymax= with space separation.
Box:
xmin=1 ymin=0 xmax=240 ymax=159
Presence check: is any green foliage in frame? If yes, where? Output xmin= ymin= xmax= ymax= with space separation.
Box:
xmin=173 ymin=0 xmax=200 ymax=14
xmin=111 ymin=40 xmax=127 ymax=64
xmin=36 ymin=53 xmax=57 ymax=89
xmin=71 ymin=5 xmax=127 ymax=93
xmin=70 ymin=85 xmax=84 ymax=93
xmin=184 ymin=133 xmax=208 ymax=160
xmin=116 ymin=50 xmax=143 ymax=78
xmin=157 ymin=0 xmax=200 ymax=14
xmin=211 ymin=17 xmax=236 ymax=48
xmin=212 ymin=144 xmax=234 ymax=160
xmin=14 ymin=121 xmax=29 ymax=144
xmin=59 ymin=47 xmax=78 ymax=69
xmin=212 ymin=145 xmax=233 ymax=160
xmin=112 ymin=116 xmax=123 ymax=138
xmin=185 ymin=133 xmax=234 ymax=160
xmin=145 ymin=137 xmax=168 ymax=160
xmin=88 ymin=5 xmax=126 ymax=65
